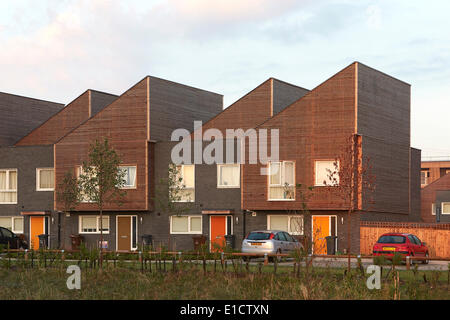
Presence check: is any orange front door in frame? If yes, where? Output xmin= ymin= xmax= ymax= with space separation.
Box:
xmin=30 ymin=216 xmax=45 ymax=250
xmin=312 ymin=216 xmax=330 ymax=255
xmin=210 ymin=216 xmax=226 ymax=252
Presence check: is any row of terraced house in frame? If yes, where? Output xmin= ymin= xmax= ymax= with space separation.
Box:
xmin=1 ymin=62 xmax=432 ymax=254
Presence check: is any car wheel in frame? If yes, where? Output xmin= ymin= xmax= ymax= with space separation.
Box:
xmin=422 ymin=252 xmax=429 ymax=264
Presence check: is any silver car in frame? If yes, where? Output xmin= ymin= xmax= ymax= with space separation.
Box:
xmin=241 ymin=230 xmax=303 ymax=261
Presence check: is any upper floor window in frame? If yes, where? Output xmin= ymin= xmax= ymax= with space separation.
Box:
xmin=268 ymin=161 xmax=295 ymax=200
xmin=421 ymin=170 xmax=429 ymax=186
xmin=0 ymin=216 xmax=24 ymax=233
xmin=36 ymin=168 xmax=55 ymax=191
xmin=432 ymin=203 xmax=436 ymax=215
xmin=119 ymin=166 xmax=137 ymax=189
xmin=175 ymin=165 xmax=195 ymax=202
xmin=217 ymin=164 xmax=240 ymax=188
xmin=76 ymin=166 xmax=96 ymax=203
xmin=315 ymin=160 xmax=339 ymax=186
xmin=0 ymin=169 xmax=17 ymax=204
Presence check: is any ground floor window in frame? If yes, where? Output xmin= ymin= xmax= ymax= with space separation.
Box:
xmin=442 ymin=202 xmax=450 ymax=215
xmin=170 ymin=215 xmax=202 ymax=234
xmin=267 ymin=215 xmax=304 ymax=235
xmin=0 ymin=216 xmax=24 ymax=233
xmin=79 ymin=215 xmax=110 ymax=234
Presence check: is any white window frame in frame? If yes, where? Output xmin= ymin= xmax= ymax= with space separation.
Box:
xmin=174 ymin=165 xmax=195 ymax=203
xmin=268 ymin=161 xmax=295 ymax=201
xmin=217 ymin=164 xmax=240 ymax=188
xmin=267 ymin=215 xmax=304 ymax=235
xmin=314 ymin=160 xmax=339 ymax=187
xmin=170 ymin=215 xmax=202 ymax=234
xmin=421 ymin=170 xmax=429 ymax=186
xmin=432 ymin=203 xmax=436 ymax=215
xmin=36 ymin=168 xmax=55 ymax=191
xmin=78 ymin=215 xmax=110 ymax=234
xmin=0 ymin=169 xmax=18 ymax=204
xmin=119 ymin=166 xmax=137 ymax=189
xmin=0 ymin=216 xmax=24 ymax=234
xmin=441 ymin=202 xmax=450 ymax=215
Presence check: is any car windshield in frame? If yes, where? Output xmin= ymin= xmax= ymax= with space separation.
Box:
xmin=246 ymin=232 xmax=271 ymax=240
xmin=377 ymin=235 xmax=406 ymax=244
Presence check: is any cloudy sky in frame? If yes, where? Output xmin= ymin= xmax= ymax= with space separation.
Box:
xmin=0 ymin=0 xmax=448 ymax=158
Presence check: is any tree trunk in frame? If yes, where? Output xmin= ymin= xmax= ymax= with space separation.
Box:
xmin=61 ymin=211 xmax=66 ymax=250
xmin=100 ymin=203 xmax=103 ymax=269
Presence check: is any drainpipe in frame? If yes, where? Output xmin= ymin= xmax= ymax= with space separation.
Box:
xmin=57 ymin=211 xmax=61 ymax=249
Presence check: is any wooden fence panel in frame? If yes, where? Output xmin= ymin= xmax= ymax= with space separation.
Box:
xmin=360 ymin=222 xmax=450 ymax=258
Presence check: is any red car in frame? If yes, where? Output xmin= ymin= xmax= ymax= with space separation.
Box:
xmin=372 ymin=233 xmax=429 ymax=264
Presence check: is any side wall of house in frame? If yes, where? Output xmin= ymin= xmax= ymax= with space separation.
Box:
xmin=410 ymin=148 xmax=422 ymax=221
xmin=357 ymin=63 xmax=411 ymax=216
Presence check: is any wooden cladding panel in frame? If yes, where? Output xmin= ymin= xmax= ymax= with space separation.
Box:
xmin=272 ymin=79 xmax=309 ymax=116
xmin=357 ymin=63 xmax=410 ymax=146
xmin=361 ymin=136 xmax=410 ymax=214
xmin=242 ymin=63 xmax=357 ymax=211
xmin=197 ymin=79 xmax=273 ymax=135
xmin=0 ymin=92 xmax=64 ymax=146
xmin=15 ymin=91 xmax=91 ymax=146
xmin=149 ymin=76 xmax=223 ymax=141
xmin=55 ymin=79 xmax=149 ymax=211
xmin=357 ymin=64 xmax=412 ymax=215
xmin=410 ymin=148 xmax=422 ymax=221
xmin=90 ymin=91 xmax=118 ymax=117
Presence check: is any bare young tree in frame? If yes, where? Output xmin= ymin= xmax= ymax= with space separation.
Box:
xmin=324 ymin=134 xmax=376 ymax=273
xmin=77 ymin=138 xmax=126 ymax=267
xmin=56 ymin=171 xmax=81 ymax=249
